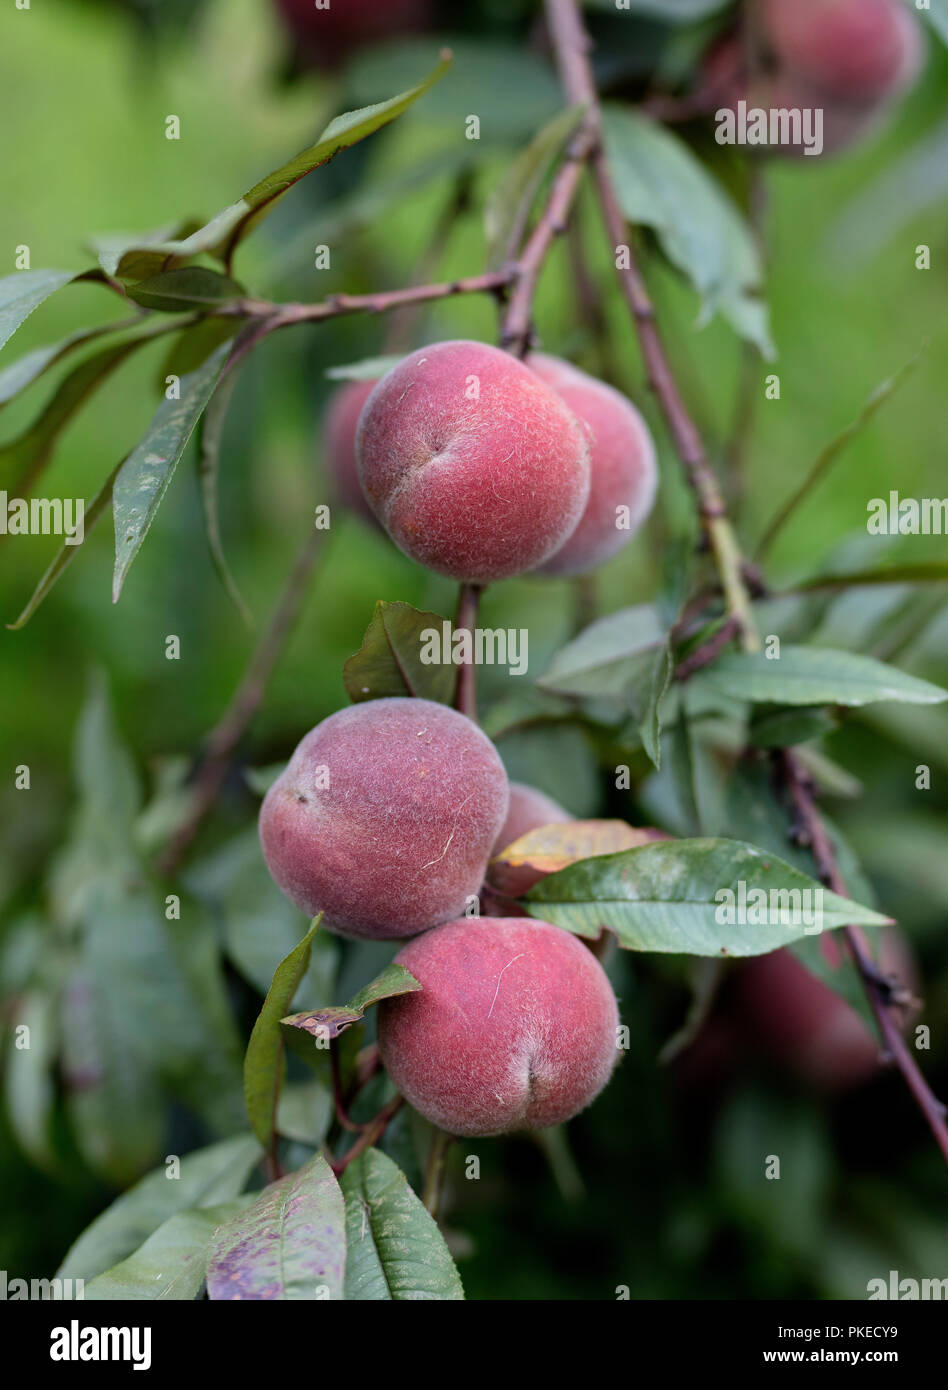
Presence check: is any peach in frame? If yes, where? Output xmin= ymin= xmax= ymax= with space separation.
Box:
xmin=377 ymin=917 xmax=620 ymax=1136
xmin=762 ymin=0 xmax=922 ymax=104
xmin=355 ymin=341 xmax=591 ymax=583
xmin=275 ymin=0 xmax=433 ymax=68
xmin=323 ymin=379 xmax=379 ymax=527
xmin=259 ymin=697 xmax=509 ymax=940
xmin=731 ymin=928 xmax=918 ymax=1090
xmin=492 ymin=781 xmax=571 ymax=856
xmin=529 ymin=355 xmax=658 ymax=576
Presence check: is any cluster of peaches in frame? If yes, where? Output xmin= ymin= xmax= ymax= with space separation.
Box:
xmin=260 ymin=342 xmax=657 ymax=1137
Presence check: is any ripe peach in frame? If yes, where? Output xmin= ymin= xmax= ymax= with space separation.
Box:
xmin=323 ymin=379 xmax=379 ymax=527
xmin=377 ymin=917 xmax=620 ymax=1136
xmin=356 ymin=341 xmax=591 ymax=583
xmin=762 ymin=0 xmax=922 ymax=104
xmin=529 ymin=355 xmax=658 ymax=576
xmin=259 ymin=697 xmax=509 ymax=940
xmin=276 ymin=0 xmax=433 ymax=68
xmin=731 ymin=928 xmax=918 ymax=1090
xmin=492 ymin=781 xmax=571 ymax=856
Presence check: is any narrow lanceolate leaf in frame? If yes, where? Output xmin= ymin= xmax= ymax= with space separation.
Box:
xmin=282 ymin=964 xmax=421 ymax=1046
xmin=484 ymin=104 xmax=586 ymax=269
xmin=0 ymin=319 xmax=142 ymax=409
xmin=110 ymin=55 xmax=451 ymax=271
xmin=126 ymin=267 xmax=245 ymax=312
xmin=243 ymin=918 xmax=322 ymax=1147
xmin=537 ymin=605 xmax=667 ymax=699
xmin=754 ymin=356 xmax=920 ymax=558
xmin=206 ymin=1154 xmax=346 ymax=1301
xmin=112 ymin=340 xmax=231 ymax=601
xmin=0 ymin=328 xmax=177 ymax=493
xmin=343 ymin=599 xmax=457 ymax=704
xmin=83 ymin=1201 xmax=254 ymax=1301
xmin=524 ymin=838 xmax=892 ymax=956
xmin=197 ymin=371 xmax=253 ymax=625
xmin=791 ymin=561 xmax=948 ymax=592
xmin=0 ymin=269 xmax=77 ymax=352
xmin=7 ymin=457 xmax=122 ymax=630
xmin=702 ymin=646 xmax=948 ymax=709
xmin=57 ymin=1134 xmax=262 ymax=1282
xmin=341 ymin=1149 xmax=464 ymax=1301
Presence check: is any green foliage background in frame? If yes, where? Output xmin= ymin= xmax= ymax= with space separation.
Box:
xmin=0 ymin=0 xmax=946 ymax=1299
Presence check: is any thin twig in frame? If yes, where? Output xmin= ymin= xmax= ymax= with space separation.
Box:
xmin=422 ymin=1128 xmax=455 ymax=1218
xmin=543 ymin=0 xmax=759 ymax=652
xmin=156 ymin=525 xmax=326 ymax=876
xmin=546 ymin=0 xmax=948 ymax=1168
xmin=211 ymin=272 xmax=510 ymax=331
xmin=781 ymin=751 xmax=948 ymax=1164
xmin=330 ymin=1094 xmax=404 ymax=1177
xmin=673 ymin=616 xmax=741 ymax=682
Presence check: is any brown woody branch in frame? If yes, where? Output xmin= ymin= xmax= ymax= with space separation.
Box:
xmin=544 ymin=0 xmax=948 ymax=1167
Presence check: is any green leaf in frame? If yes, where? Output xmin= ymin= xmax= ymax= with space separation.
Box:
xmin=0 ymin=269 xmax=77 ymax=352
xmin=7 ymin=457 xmax=122 ymax=630
xmin=57 ymin=1136 xmax=261 ymax=1281
xmin=631 ymin=638 xmax=673 ymax=769
xmin=126 ymin=267 xmax=244 ymax=312
xmin=754 ymin=356 xmax=920 ymax=558
xmin=243 ymin=918 xmax=322 ymax=1148
xmin=537 ymin=604 xmax=666 ymax=700
xmin=921 ymin=0 xmax=948 ymax=45
xmin=485 ymin=104 xmax=586 ymax=270
xmin=185 ymin=828 xmax=337 ymax=1001
xmin=346 ymin=39 xmax=559 ymax=142
xmin=114 ymin=56 xmax=451 ymax=271
xmin=3 ymin=987 xmax=60 ymax=1170
xmin=0 ymin=319 xmax=140 ymax=409
xmin=791 ymin=562 xmax=948 ymax=592
xmin=0 ymin=326 xmax=177 ymax=493
xmin=703 ymin=646 xmax=948 ymax=708
xmin=89 ymin=219 xmax=204 ymax=279
xmin=341 ymin=1148 xmax=464 ymax=1301
xmin=524 ymin=837 xmax=892 ymax=955
xmin=282 ymin=964 xmax=421 ymax=1045
xmin=112 ymin=340 xmax=231 ymax=601
xmin=343 ymin=600 xmax=457 ymax=704
xmin=601 ymin=106 xmax=773 ymax=357
xmin=326 ymin=355 xmax=402 ymax=382
xmin=197 ymin=371 xmax=253 ymax=625
xmin=206 ymin=1153 xmax=346 ymax=1300
xmin=83 ymin=1201 xmax=254 ymax=1301
xmin=749 ymin=706 xmax=838 ymax=749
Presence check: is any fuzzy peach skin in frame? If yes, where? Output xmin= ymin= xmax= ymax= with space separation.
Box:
xmin=323 ymin=379 xmax=379 ymax=526
xmin=492 ymin=781 xmax=571 ymax=856
xmin=731 ymin=928 xmax=918 ymax=1090
xmin=355 ymin=341 xmax=591 ymax=583
xmin=377 ymin=917 xmax=620 ymax=1136
xmin=259 ymin=698 xmax=509 ymax=940
xmin=529 ymin=355 xmax=658 ymax=576
xmin=762 ymin=0 xmax=923 ymax=103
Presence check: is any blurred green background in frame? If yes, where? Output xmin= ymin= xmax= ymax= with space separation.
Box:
xmin=1 ymin=0 xmax=946 ymax=1299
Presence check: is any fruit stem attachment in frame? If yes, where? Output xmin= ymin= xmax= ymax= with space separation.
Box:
xmin=422 ymin=1127 xmax=455 ymax=1219
xmin=455 ymin=582 xmax=483 ymax=723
